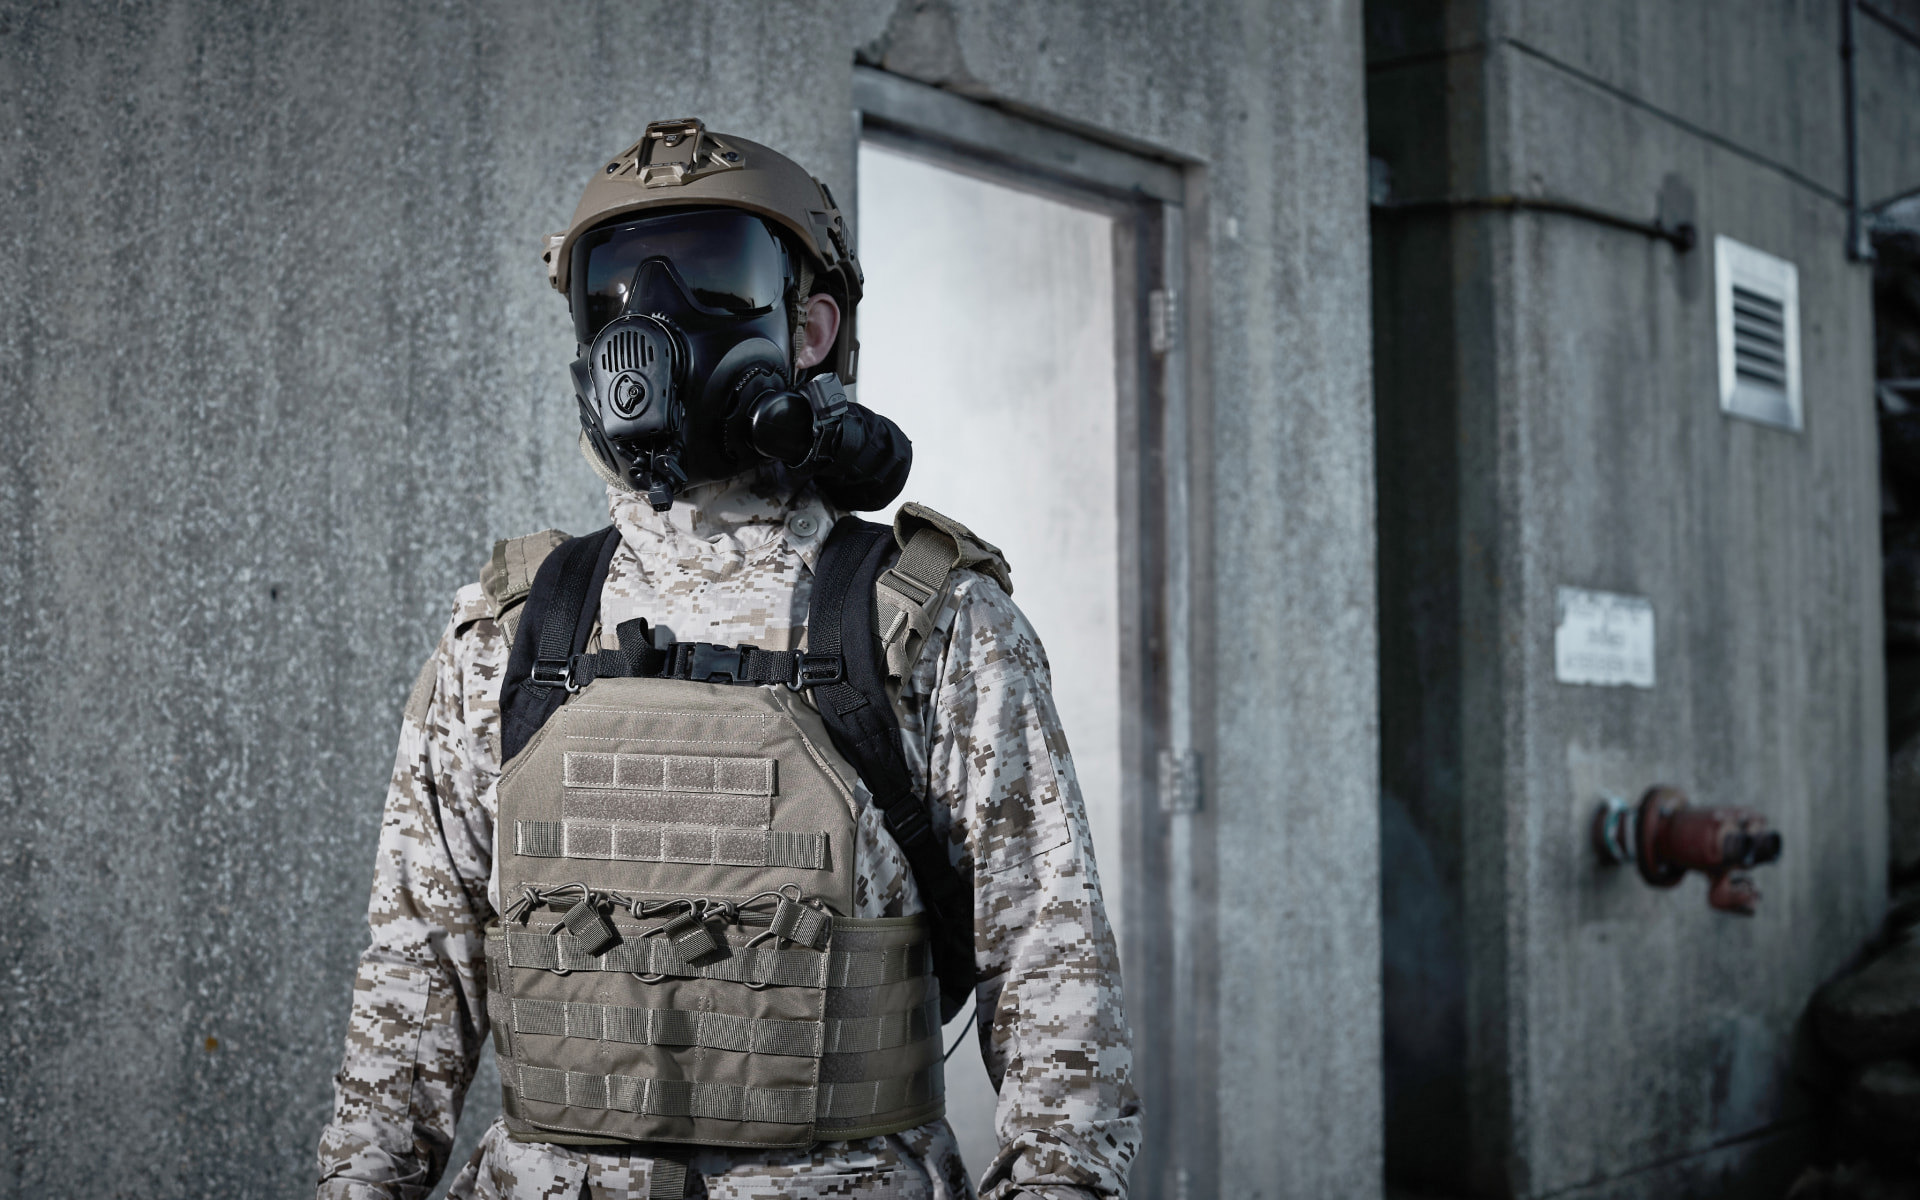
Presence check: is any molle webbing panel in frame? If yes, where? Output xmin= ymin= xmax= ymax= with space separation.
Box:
xmin=509 ymin=1062 xmax=946 ymax=1127
xmin=492 ymin=677 xmax=942 ymax=1148
xmin=511 ymin=1002 xmax=808 ymax=1056
xmin=500 ymin=925 xmax=929 ymax=988
xmin=491 ymin=992 xmax=938 ymax=1058
xmin=517 ymin=1067 xmax=816 ymax=1124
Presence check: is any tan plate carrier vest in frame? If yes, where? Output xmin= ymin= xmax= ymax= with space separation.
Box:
xmin=479 ymin=504 xmax=1011 ymax=1152
xmin=489 ymin=679 xmax=939 ymax=1148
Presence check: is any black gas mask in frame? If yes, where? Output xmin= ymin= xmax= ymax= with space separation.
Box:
xmin=568 ymin=208 xmax=911 ymax=511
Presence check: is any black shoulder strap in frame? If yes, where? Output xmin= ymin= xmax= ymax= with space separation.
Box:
xmin=810 ymin=517 xmax=977 ymax=1022
xmin=499 ymin=526 xmax=620 ymax=761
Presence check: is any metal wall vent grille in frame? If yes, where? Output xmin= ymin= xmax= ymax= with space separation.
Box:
xmin=1731 ymin=287 xmax=1788 ymax=388
xmin=1715 ymin=235 xmax=1801 ymax=430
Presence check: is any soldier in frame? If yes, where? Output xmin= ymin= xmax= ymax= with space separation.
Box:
xmin=316 ymin=119 xmax=1137 ymax=1200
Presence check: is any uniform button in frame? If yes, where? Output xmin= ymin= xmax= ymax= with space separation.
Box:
xmin=788 ymin=513 xmax=819 ymax=537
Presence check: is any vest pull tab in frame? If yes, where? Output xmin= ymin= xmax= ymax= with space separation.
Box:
xmin=769 ymin=897 xmax=832 ymax=949
xmin=561 ymin=898 xmax=619 ymax=956
xmin=661 ymin=910 xmax=722 ymax=963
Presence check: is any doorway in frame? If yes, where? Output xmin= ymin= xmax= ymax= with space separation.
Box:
xmin=857 ymin=136 xmax=1124 ymax=1178
xmin=854 ymin=67 xmax=1200 ymax=1196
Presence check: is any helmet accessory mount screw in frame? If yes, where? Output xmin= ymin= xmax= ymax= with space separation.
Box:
xmin=633 ymin=118 xmax=743 ymax=189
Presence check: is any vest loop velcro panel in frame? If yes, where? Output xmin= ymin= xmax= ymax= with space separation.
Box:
xmin=561 ymin=752 xmax=776 ymax=796
xmin=513 ymin=821 xmax=829 ymax=870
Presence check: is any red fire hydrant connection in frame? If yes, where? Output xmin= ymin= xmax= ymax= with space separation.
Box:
xmin=1590 ymin=786 xmax=1783 ymax=915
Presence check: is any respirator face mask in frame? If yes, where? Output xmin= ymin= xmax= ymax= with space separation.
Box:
xmin=568 ymin=207 xmax=915 ymax=513
xmin=569 ymin=209 xmax=799 ymax=509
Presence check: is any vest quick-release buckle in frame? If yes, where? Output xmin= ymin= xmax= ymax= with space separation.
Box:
xmin=528 ymin=658 xmax=573 ymax=691
xmin=687 ymin=644 xmax=743 ymax=683
xmin=790 ymin=653 xmax=845 ymax=691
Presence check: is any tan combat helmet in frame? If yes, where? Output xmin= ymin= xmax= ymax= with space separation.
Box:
xmin=543 ymin=118 xmax=864 ymax=382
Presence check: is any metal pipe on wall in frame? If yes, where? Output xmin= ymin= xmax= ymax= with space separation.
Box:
xmin=1844 ymin=0 xmax=1876 ymax=261
xmin=1371 ymin=193 xmax=1697 ymax=252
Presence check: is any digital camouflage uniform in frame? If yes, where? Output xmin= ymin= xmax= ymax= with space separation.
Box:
xmin=316 ymin=475 xmax=1139 ymax=1200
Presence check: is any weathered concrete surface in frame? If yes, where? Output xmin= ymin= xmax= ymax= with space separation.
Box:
xmin=1858 ymin=3 xmax=1920 ymax=211
xmin=0 ymin=2 xmax=1381 ymax=1197
xmin=0 ymin=5 xmax=849 ymax=1194
xmin=1372 ymin=0 xmax=1909 ymax=1196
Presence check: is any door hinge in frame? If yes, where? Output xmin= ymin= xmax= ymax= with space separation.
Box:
xmin=1149 ymin=288 xmax=1178 ymax=356
xmin=1158 ymin=747 xmax=1202 ymax=814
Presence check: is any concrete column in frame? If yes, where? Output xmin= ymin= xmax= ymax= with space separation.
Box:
xmin=1371 ymin=1 xmax=1897 ymax=1195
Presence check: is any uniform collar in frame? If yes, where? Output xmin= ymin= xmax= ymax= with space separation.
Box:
xmin=604 ymin=468 xmax=838 ymax=573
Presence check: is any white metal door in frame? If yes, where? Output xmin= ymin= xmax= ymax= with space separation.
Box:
xmin=857 ymin=139 xmax=1125 ymax=1180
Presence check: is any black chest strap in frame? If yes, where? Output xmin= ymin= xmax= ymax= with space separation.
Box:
xmin=493 ymin=517 xmax=976 ymax=1020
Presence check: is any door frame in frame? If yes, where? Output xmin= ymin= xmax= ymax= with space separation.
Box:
xmin=852 ymin=66 xmax=1213 ymax=1200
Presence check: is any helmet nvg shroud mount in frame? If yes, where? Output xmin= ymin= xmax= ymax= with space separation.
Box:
xmin=546 ymin=118 xmax=910 ymax=512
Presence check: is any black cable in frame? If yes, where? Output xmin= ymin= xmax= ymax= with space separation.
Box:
xmin=943 ymin=996 xmax=979 ymax=1064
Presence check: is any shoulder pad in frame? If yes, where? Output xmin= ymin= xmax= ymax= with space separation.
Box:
xmin=876 ymin=503 xmax=1012 ymax=679
xmin=892 ymin=502 xmax=1011 ymax=595
xmin=478 ymin=529 xmax=571 ymax=620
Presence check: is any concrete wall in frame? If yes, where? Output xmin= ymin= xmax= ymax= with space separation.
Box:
xmin=1371 ymin=1 xmax=1915 ymax=1196
xmin=0 ymin=2 xmax=1380 ymax=1196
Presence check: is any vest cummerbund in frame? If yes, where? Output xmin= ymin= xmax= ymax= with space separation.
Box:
xmin=490 ymin=676 xmax=943 ymax=1149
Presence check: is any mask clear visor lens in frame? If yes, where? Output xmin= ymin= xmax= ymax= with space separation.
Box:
xmin=571 ymin=209 xmax=788 ymax=343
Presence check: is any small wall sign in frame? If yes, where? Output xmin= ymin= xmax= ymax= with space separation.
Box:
xmin=1555 ymin=587 xmax=1655 ymax=688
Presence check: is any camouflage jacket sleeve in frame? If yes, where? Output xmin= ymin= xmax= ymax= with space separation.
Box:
xmin=316 ymin=588 xmax=506 ymax=1199
xmin=899 ymin=573 xmax=1141 ymax=1200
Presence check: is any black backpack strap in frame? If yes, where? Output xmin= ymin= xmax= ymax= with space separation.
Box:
xmin=499 ymin=525 xmax=620 ymax=762
xmin=809 ymin=517 xmax=977 ymax=1021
